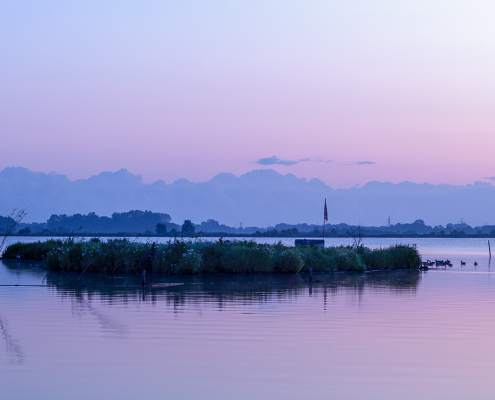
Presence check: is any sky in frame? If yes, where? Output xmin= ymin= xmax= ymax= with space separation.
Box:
xmin=2 ymin=0 xmax=495 ymax=188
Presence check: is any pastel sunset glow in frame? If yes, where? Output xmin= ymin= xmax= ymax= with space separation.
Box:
xmin=2 ymin=0 xmax=495 ymax=187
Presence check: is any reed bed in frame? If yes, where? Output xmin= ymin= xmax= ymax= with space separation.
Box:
xmin=2 ymin=238 xmax=421 ymax=274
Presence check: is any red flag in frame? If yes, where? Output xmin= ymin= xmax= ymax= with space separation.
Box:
xmin=324 ymin=199 xmax=328 ymax=221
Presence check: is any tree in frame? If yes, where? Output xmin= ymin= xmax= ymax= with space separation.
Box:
xmin=347 ymin=226 xmax=364 ymax=248
xmin=0 ymin=208 xmax=27 ymax=255
xmin=45 ymin=210 xmax=173 ymax=233
xmin=155 ymin=223 xmax=167 ymax=235
xmin=181 ymin=220 xmax=195 ymax=236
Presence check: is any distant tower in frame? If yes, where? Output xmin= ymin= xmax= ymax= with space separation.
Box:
xmin=460 ymin=218 xmax=465 ymax=225
xmin=240 ymin=222 xmax=243 ymax=229
xmin=388 ymin=215 xmax=391 ymax=227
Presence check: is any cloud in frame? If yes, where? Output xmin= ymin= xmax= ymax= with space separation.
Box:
xmin=310 ymin=157 xmax=332 ymax=163
xmin=483 ymin=177 xmax=495 ymax=181
xmin=255 ymin=156 xmax=298 ymax=166
xmin=349 ymin=161 xmax=376 ymax=165
xmin=254 ymin=156 xmax=332 ymax=166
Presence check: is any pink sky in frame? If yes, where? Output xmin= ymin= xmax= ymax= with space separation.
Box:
xmin=1 ymin=1 xmax=495 ymax=187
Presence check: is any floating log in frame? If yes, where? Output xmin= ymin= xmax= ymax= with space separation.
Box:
xmin=148 ymin=283 xmax=184 ymax=288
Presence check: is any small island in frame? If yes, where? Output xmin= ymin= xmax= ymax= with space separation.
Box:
xmin=2 ymin=238 xmax=422 ymax=274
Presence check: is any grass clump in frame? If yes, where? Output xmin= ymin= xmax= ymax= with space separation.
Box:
xmin=361 ymin=245 xmax=422 ymax=270
xmin=2 ymin=239 xmax=421 ymax=274
xmin=2 ymin=239 xmax=60 ymax=261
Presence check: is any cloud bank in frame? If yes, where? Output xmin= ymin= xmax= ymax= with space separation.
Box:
xmin=1 ymin=167 xmax=495 ymax=227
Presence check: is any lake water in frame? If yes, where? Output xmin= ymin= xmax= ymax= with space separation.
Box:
xmin=1 ymin=237 xmax=495 ymax=399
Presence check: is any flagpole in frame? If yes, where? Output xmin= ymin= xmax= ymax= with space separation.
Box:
xmin=323 ymin=217 xmax=325 ymax=241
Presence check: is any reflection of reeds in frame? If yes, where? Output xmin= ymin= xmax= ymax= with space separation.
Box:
xmin=0 ymin=315 xmax=24 ymax=365
xmin=69 ymin=294 xmax=126 ymax=336
xmin=3 ymin=238 xmax=421 ymax=274
xmin=41 ymin=270 xmax=422 ymax=311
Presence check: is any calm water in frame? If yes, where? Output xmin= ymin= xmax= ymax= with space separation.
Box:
xmin=1 ymin=237 xmax=495 ymax=399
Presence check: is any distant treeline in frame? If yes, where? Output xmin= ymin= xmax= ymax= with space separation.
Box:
xmin=1 ymin=210 xmax=173 ymax=235
xmin=2 ymin=211 xmax=495 ymax=238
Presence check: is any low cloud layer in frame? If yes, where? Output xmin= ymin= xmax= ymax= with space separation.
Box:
xmin=256 ymin=156 xmax=298 ymax=166
xmin=255 ymin=156 xmax=331 ymax=166
xmin=483 ymin=177 xmax=495 ymax=181
xmin=350 ymin=161 xmax=376 ymax=165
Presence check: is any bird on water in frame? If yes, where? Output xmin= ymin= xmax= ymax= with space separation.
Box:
xmin=474 ymin=262 xmax=478 ymax=266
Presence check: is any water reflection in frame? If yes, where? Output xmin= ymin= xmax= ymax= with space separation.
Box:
xmin=2 ymin=261 xmax=422 ymax=303
xmin=69 ymin=292 xmax=127 ymax=336
xmin=1 ymin=260 xmax=423 ymax=326
xmin=5 ymin=257 xmax=495 ymax=400
xmin=0 ymin=315 xmax=23 ymax=365
xmin=41 ymin=269 xmax=423 ymax=310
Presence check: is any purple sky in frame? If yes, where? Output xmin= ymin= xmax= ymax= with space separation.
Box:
xmin=2 ymin=0 xmax=495 ymax=187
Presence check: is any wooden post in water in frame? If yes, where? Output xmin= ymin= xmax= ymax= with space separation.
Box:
xmin=142 ymin=270 xmax=146 ymax=288
xmin=489 ymin=240 xmax=492 ymax=259
xmin=309 ymin=267 xmax=313 ymax=282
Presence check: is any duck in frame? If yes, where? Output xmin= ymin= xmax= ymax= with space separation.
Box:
xmin=474 ymin=261 xmax=478 ymax=266
xmin=461 ymin=261 xmax=466 ymax=265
